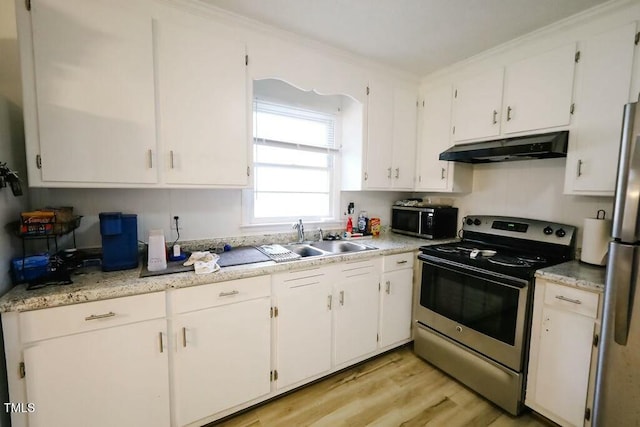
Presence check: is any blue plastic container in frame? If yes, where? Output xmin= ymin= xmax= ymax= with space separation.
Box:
xmin=99 ymin=212 xmax=139 ymax=271
xmin=11 ymin=254 xmax=49 ymax=283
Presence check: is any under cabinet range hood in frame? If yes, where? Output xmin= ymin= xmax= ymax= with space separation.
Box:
xmin=439 ymin=131 xmax=569 ymax=164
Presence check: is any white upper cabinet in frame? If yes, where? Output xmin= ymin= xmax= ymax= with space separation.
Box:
xmin=417 ymin=83 xmax=472 ymax=192
xmin=364 ymin=78 xmax=418 ymax=190
xmin=154 ymin=7 xmax=249 ymax=187
xmin=449 ymin=44 xmax=576 ymax=143
xmin=502 ymin=43 xmax=577 ymax=134
xmin=27 ymin=0 xmax=157 ymax=185
xmin=452 ymin=68 xmax=504 ymax=142
xmin=392 ymin=87 xmax=419 ymax=188
xmin=564 ymin=23 xmax=637 ymax=195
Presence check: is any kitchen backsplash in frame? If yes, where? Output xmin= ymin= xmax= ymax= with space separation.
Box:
xmin=27 ymin=158 xmax=613 ymax=252
xmin=27 ymin=188 xmax=405 ymax=249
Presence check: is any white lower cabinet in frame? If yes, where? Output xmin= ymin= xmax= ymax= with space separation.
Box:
xmin=4 ymin=254 xmax=417 ymax=427
xmin=170 ymin=276 xmax=271 ymax=426
xmin=272 ymin=267 xmax=333 ymax=389
xmin=334 ymin=259 xmax=381 ymax=366
xmin=379 ymin=252 xmax=415 ymax=348
xmin=17 ymin=293 xmax=170 ymax=427
xmin=526 ymin=279 xmax=602 ymax=427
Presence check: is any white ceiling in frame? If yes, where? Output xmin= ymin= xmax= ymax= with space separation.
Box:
xmin=203 ymin=0 xmax=610 ymax=76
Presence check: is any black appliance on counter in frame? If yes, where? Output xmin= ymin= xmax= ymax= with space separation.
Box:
xmin=415 ymin=215 xmax=575 ymax=415
xmin=391 ymin=205 xmax=458 ymax=239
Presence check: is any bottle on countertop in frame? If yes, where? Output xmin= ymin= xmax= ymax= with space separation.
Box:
xmin=357 ymin=211 xmax=368 ymax=233
xmin=346 ymin=216 xmax=353 ymax=233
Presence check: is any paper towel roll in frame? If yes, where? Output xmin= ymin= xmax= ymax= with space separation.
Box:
xmin=581 ymin=217 xmax=612 ymax=266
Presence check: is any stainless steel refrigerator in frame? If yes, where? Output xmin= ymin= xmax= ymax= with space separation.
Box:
xmin=593 ymin=99 xmax=640 ymax=426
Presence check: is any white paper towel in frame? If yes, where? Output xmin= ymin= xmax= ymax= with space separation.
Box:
xmin=581 ymin=217 xmax=611 ymax=266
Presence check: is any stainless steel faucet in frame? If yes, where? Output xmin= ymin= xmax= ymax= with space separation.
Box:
xmin=318 ymin=228 xmax=324 ymax=242
xmin=293 ymin=219 xmax=304 ymax=243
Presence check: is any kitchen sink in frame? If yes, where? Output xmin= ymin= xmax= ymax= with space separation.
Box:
xmin=310 ymin=240 xmax=376 ymax=253
xmin=282 ymin=244 xmax=329 ymax=258
xmin=282 ymin=240 xmax=376 ymax=259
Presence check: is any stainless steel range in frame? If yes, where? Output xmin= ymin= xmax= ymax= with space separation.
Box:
xmin=414 ymin=215 xmax=576 ymax=415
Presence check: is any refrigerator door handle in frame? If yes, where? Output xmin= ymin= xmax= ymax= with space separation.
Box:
xmin=608 ymin=242 xmax=636 ymax=345
xmin=613 ymin=102 xmax=640 ymax=241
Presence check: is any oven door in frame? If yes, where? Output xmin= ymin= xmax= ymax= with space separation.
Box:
xmin=416 ymin=257 xmax=530 ymax=371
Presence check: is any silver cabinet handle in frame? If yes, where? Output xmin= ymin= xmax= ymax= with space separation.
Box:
xmin=219 ymin=290 xmax=239 ymax=297
xmin=507 ymin=106 xmax=513 ymax=121
xmin=170 ymin=150 xmax=175 ymax=169
xmin=148 ymin=149 xmax=153 ymax=169
xmin=182 ymin=327 xmax=187 ymax=348
xmin=339 ymin=290 xmax=345 ymax=306
xmin=85 ymin=312 xmax=116 ymax=321
xmin=159 ymin=332 xmax=164 ymax=353
xmin=555 ymin=295 xmax=582 ymax=305
xmin=492 ymin=110 xmax=498 ymax=124
xmin=364 ymin=172 xmax=368 ymax=181
xmin=441 ymin=168 xmax=446 ymax=180
xmin=395 ymin=168 xmax=400 ymax=179
xmin=577 ymin=159 xmax=583 ymax=177
xmin=327 ymin=294 xmax=332 ymax=310
xmin=396 ymin=260 xmax=408 ymax=265
xmin=387 ymin=167 xmax=392 ymax=179
xmin=385 ymin=280 xmax=391 ymax=294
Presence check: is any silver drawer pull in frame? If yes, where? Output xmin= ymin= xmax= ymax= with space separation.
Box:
xmin=85 ymin=312 xmax=116 ymax=321
xmin=555 ymin=295 xmax=582 ymax=305
xmin=182 ymin=327 xmax=187 ymax=348
xmin=219 ymin=290 xmax=239 ymax=297
xmin=159 ymin=332 xmax=164 ymax=353
xmin=396 ymin=260 xmax=408 ymax=265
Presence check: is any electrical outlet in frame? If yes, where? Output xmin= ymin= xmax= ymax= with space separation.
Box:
xmin=169 ymin=215 xmax=182 ymax=231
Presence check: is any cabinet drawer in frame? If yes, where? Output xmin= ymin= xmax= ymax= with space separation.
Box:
xmin=273 ymin=267 xmax=327 ymax=292
xmin=172 ymin=275 xmax=270 ymax=313
xmin=383 ymin=252 xmax=415 ymax=272
xmin=544 ymin=282 xmax=599 ymax=319
xmin=340 ymin=257 xmax=381 ymax=274
xmin=20 ymin=292 xmax=166 ymax=343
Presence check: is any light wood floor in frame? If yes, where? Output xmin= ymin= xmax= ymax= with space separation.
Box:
xmin=212 ymin=345 xmax=551 ymax=427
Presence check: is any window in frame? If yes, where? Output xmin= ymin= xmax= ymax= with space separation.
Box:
xmin=247 ymin=100 xmax=340 ymax=224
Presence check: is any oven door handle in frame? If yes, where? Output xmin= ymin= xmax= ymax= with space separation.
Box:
xmin=418 ymin=255 xmax=529 ymax=289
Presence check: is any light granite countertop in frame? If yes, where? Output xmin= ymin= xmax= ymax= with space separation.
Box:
xmin=0 ymin=234 xmax=453 ymax=313
xmin=535 ymin=260 xmax=606 ymax=293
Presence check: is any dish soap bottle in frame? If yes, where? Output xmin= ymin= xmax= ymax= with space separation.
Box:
xmin=346 ymin=216 xmax=353 ymax=233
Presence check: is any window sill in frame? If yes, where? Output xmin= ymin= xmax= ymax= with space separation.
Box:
xmin=240 ymin=220 xmax=344 ymax=234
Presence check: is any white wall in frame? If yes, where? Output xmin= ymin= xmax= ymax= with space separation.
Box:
xmin=417 ymin=158 xmax=613 ymax=246
xmin=29 ymin=188 xmax=405 ymax=248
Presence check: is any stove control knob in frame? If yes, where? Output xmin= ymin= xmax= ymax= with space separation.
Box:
xmin=473 ymin=218 xmax=482 ymax=226
xmin=543 ymin=226 xmax=554 ymax=235
xmin=555 ymin=228 xmax=566 ymax=238
xmin=466 ymin=218 xmax=473 ymax=226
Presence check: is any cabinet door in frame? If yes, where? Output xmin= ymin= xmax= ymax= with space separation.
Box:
xmin=502 ymin=43 xmax=576 ymax=134
xmin=334 ymin=270 xmax=380 ymax=366
xmin=173 ymin=297 xmax=271 ymax=426
xmin=155 ymin=10 xmax=249 ymax=186
xmin=391 ymin=87 xmax=417 ymax=189
xmin=31 ymin=0 xmax=157 ymax=184
xmin=566 ymin=23 xmax=636 ymax=194
xmin=365 ymin=80 xmax=394 ymax=188
xmin=534 ymin=305 xmax=595 ymax=426
xmin=275 ymin=274 xmax=332 ymax=389
xmin=379 ymin=268 xmax=413 ymax=348
xmin=452 ymin=68 xmax=504 ymax=142
xmin=23 ymin=319 xmax=170 ymax=427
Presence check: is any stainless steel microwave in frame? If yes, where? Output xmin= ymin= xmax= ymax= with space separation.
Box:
xmin=391 ymin=206 xmax=458 ymax=239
